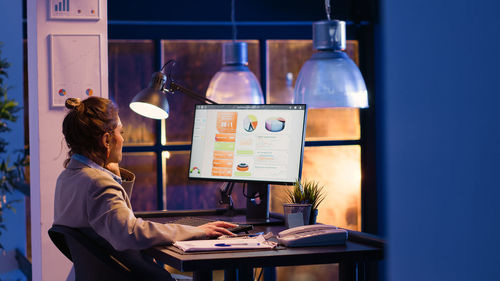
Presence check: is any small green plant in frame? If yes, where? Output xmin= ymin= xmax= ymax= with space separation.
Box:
xmin=285 ymin=179 xmax=326 ymax=211
xmin=0 ymin=42 xmax=28 ymax=250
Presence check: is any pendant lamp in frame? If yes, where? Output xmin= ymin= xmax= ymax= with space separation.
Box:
xmin=294 ymin=1 xmax=368 ymax=108
xmin=205 ymin=0 xmax=263 ymax=104
xmin=206 ymin=42 xmax=264 ymax=104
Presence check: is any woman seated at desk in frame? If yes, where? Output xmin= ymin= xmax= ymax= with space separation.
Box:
xmin=53 ymin=97 xmax=236 ymax=279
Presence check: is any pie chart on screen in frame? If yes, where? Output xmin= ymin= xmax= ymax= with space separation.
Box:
xmin=265 ymin=117 xmax=286 ymax=132
xmin=237 ymin=163 xmax=249 ymax=171
xmin=243 ymin=115 xmax=258 ymax=132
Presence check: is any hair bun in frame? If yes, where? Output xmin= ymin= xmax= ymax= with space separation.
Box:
xmin=65 ymin=98 xmax=81 ymax=109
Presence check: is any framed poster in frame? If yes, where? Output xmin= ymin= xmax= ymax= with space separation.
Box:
xmin=50 ymin=34 xmax=102 ymax=107
xmin=49 ymin=0 xmax=100 ymax=20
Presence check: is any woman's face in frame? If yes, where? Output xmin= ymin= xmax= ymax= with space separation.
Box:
xmin=109 ymin=116 xmax=124 ymax=163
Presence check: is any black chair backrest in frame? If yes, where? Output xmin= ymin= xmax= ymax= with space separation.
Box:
xmin=48 ymin=224 xmax=174 ymax=281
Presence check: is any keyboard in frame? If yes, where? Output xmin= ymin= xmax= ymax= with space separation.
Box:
xmin=169 ymin=216 xmax=253 ymax=234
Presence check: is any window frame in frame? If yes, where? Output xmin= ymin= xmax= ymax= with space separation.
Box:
xmin=109 ymin=20 xmax=377 ymax=234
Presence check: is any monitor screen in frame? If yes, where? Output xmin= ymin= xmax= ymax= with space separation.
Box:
xmin=188 ymin=104 xmax=307 ymax=185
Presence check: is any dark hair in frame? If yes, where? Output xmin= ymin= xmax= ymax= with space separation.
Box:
xmin=62 ymin=97 xmax=119 ymax=167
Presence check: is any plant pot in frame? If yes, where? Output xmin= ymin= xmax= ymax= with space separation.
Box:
xmin=283 ymin=203 xmax=311 ymax=228
xmin=309 ymin=208 xmax=318 ymax=224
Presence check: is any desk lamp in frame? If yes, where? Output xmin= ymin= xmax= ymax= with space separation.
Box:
xmin=130 ymin=60 xmax=244 ymax=214
xmin=130 ymin=60 xmax=217 ymax=120
xmin=294 ymin=0 xmax=369 ymax=108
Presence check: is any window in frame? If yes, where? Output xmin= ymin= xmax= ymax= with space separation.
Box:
xmin=267 ymin=40 xmax=362 ymax=230
xmin=109 ymin=39 xmax=363 ymax=231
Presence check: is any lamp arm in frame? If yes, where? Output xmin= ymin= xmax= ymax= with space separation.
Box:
xmin=160 ymin=59 xmax=176 ymax=72
xmin=158 ymin=59 xmax=217 ymax=105
xmin=167 ymin=81 xmax=218 ymax=105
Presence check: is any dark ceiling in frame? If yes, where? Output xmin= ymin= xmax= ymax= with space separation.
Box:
xmin=107 ymin=0 xmax=377 ymax=23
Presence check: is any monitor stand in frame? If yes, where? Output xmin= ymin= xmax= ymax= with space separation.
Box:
xmin=219 ymin=182 xmax=236 ymax=217
xmin=245 ymin=182 xmax=270 ymax=223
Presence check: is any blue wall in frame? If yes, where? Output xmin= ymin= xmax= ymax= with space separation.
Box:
xmin=381 ymin=0 xmax=500 ymax=280
xmin=0 ymin=0 xmax=26 ymax=280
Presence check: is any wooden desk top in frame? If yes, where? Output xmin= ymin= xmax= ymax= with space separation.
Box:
xmin=144 ymin=223 xmax=384 ymax=272
xmin=138 ymin=210 xmax=385 ymax=272
xmin=147 ymin=240 xmax=383 ymax=272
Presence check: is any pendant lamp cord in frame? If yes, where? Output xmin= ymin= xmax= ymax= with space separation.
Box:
xmin=325 ymin=0 xmax=332 ymax=21
xmin=231 ymin=0 xmax=237 ymax=42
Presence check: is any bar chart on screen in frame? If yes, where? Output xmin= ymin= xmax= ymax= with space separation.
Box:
xmin=49 ymin=0 xmax=100 ymax=20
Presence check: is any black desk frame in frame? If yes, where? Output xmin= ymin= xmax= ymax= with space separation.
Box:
xmin=136 ymin=210 xmax=385 ymax=281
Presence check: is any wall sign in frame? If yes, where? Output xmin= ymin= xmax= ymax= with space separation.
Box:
xmin=49 ymin=0 xmax=100 ymax=20
xmin=50 ymin=34 xmax=102 ymax=107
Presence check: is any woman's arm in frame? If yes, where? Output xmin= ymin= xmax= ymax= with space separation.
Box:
xmin=86 ymin=174 xmax=207 ymax=251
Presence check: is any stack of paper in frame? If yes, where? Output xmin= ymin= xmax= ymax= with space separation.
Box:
xmin=173 ymin=235 xmax=277 ymax=252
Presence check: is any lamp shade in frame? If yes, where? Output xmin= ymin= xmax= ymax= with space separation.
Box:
xmin=294 ymin=20 xmax=368 ymax=108
xmin=130 ymin=72 xmax=170 ymax=119
xmin=206 ymin=42 xmax=264 ymax=104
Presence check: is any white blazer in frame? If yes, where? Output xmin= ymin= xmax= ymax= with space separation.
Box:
xmin=53 ymin=159 xmax=206 ymax=251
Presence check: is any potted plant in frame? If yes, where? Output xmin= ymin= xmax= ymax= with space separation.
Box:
xmin=284 ymin=179 xmax=326 ymax=225
xmin=0 ymin=42 xmax=28 ymax=250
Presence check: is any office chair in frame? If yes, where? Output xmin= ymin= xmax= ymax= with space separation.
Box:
xmin=48 ymin=224 xmax=176 ymax=281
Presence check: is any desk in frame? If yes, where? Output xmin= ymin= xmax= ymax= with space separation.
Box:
xmin=137 ymin=210 xmax=385 ymax=281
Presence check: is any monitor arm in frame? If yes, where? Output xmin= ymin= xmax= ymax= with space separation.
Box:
xmin=219 ymin=182 xmax=235 ymax=216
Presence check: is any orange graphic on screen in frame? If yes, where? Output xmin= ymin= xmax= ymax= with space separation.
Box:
xmin=212 ymin=111 xmax=237 ymax=177
xmin=237 ymin=163 xmax=249 ymax=171
xmin=215 ymin=133 xmax=236 ymax=142
xmin=216 ymin=112 xmax=237 ymax=133
xmin=212 ymin=167 xmax=233 ymax=177
xmin=212 ymin=159 xmax=233 ymax=168
xmin=213 ymin=151 xmax=234 ymax=159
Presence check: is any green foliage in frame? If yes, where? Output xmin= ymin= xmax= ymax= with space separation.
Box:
xmin=0 ymin=42 xmax=27 ymax=249
xmin=285 ymin=179 xmax=326 ymax=210
xmin=0 ymin=42 xmax=10 ymax=83
xmin=0 ymin=43 xmax=20 ymax=154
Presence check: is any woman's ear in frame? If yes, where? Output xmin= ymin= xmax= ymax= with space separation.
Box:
xmin=101 ymin=132 xmax=111 ymax=148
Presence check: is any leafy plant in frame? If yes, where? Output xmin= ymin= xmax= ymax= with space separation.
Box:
xmin=285 ymin=178 xmax=326 ymax=211
xmin=0 ymin=42 xmax=28 ymax=250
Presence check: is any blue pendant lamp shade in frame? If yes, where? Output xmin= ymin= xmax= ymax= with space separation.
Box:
xmin=294 ymin=20 xmax=369 ymax=108
xmin=206 ymin=42 xmax=264 ymax=104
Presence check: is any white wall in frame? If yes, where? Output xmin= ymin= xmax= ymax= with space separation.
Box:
xmin=0 ymin=1 xmax=26 ymax=280
xmin=381 ymin=0 xmax=500 ymax=280
xmin=27 ymin=0 xmax=108 ymax=280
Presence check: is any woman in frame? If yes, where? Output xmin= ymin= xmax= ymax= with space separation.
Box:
xmin=54 ymin=96 xmax=235 ymax=253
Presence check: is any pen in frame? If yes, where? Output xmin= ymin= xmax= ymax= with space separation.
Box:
xmin=214 ymin=242 xmax=261 ymax=247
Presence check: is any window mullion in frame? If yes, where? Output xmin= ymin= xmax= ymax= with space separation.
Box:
xmin=154 ymin=39 xmax=165 ymax=210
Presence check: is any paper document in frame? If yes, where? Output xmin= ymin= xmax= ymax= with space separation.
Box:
xmin=174 ymin=235 xmax=277 ymax=252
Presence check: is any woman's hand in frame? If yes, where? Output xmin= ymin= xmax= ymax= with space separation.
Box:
xmin=105 ymin=162 xmax=121 ymax=177
xmin=197 ymin=221 xmax=238 ymax=238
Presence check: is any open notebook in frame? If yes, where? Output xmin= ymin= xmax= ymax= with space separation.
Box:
xmin=173 ymin=235 xmax=277 ymax=252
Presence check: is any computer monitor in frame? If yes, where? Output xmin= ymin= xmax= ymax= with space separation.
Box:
xmin=188 ymin=104 xmax=307 ymax=222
